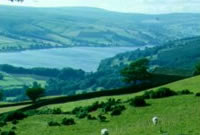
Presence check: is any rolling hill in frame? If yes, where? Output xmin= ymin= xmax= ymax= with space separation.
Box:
xmin=98 ymin=36 xmax=200 ymax=75
xmin=0 ymin=75 xmax=199 ymax=135
xmin=0 ymin=6 xmax=200 ymax=51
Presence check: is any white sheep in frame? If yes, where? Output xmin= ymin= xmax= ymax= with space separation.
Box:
xmin=101 ymin=128 xmax=109 ymax=135
xmin=152 ymin=116 xmax=159 ymax=125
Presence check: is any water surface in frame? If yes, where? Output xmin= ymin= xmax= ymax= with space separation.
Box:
xmin=0 ymin=47 xmax=141 ymax=72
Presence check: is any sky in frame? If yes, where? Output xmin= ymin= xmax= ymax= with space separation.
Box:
xmin=1 ymin=0 xmax=200 ymax=14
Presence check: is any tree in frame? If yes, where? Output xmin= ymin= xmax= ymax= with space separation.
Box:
xmin=193 ymin=62 xmax=200 ymax=76
xmin=0 ymin=73 xmax=4 ymax=80
xmin=0 ymin=90 xmax=3 ymax=101
xmin=120 ymin=58 xmax=151 ymax=85
xmin=26 ymin=87 xmax=45 ymax=103
xmin=9 ymin=0 xmax=24 ymax=2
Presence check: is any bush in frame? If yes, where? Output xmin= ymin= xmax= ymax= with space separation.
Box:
xmin=76 ymin=110 xmax=88 ymax=119
xmin=129 ymin=96 xmax=147 ymax=107
xmin=38 ymin=108 xmax=63 ymax=115
xmin=11 ymin=127 xmax=17 ymax=130
xmin=11 ymin=120 xmax=18 ymax=125
xmin=86 ymin=101 xmax=101 ymax=112
xmin=24 ymin=110 xmax=39 ymax=116
xmin=195 ymin=92 xmax=200 ymax=96
xmin=72 ymin=107 xmax=83 ymax=114
xmin=98 ymin=114 xmax=107 ymax=122
xmin=72 ymin=106 xmax=90 ymax=119
xmin=51 ymin=108 xmax=62 ymax=114
xmin=110 ymin=105 xmax=126 ymax=116
xmin=1 ymin=131 xmax=16 ymax=135
xmin=0 ymin=73 xmax=4 ymax=80
xmin=101 ymin=98 xmax=121 ymax=113
xmin=87 ymin=114 xmax=96 ymax=120
xmin=178 ymin=89 xmax=193 ymax=95
xmin=0 ymin=111 xmax=27 ymax=122
xmin=151 ymin=88 xmax=177 ymax=99
xmin=62 ymin=118 xmax=75 ymax=125
xmin=143 ymin=90 xmax=155 ymax=99
xmin=48 ymin=121 xmax=60 ymax=126
xmin=0 ymin=121 xmax=7 ymax=127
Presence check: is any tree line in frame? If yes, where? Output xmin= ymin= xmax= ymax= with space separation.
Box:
xmin=1 ymin=58 xmax=200 ymax=103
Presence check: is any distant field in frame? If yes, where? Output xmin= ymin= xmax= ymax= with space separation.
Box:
xmin=0 ymin=105 xmax=29 ymax=114
xmin=0 ymin=72 xmax=46 ymax=90
xmin=1 ymin=6 xmax=200 ymax=52
xmin=0 ymin=75 xmax=199 ymax=135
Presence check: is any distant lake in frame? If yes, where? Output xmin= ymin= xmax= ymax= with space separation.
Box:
xmin=0 ymin=47 xmax=143 ymax=72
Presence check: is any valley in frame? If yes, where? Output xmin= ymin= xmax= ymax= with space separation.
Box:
xmin=0 ymin=6 xmax=200 ymax=52
xmin=0 ymin=3 xmax=200 ymax=135
xmin=0 ymin=75 xmax=199 ymax=135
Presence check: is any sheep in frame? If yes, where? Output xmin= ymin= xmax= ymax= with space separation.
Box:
xmin=152 ymin=116 xmax=159 ymax=125
xmin=101 ymin=128 xmax=109 ymax=135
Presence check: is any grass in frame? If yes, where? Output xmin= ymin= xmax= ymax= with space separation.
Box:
xmin=0 ymin=105 xmax=29 ymax=114
xmin=0 ymin=72 xmax=46 ymax=90
xmin=0 ymin=75 xmax=200 ymax=135
xmin=1 ymin=95 xmax=200 ymax=135
xmin=158 ymin=75 xmax=200 ymax=93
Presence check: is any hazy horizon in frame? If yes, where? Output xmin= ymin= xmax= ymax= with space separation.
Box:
xmin=1 ymin=0 xmax=200 ymax=14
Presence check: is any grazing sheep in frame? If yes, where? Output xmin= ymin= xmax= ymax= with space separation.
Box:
xmin=152 ymin=116 xmax=159 ymax=125
xmin=101 ymin=128 xmax=109 ymax=135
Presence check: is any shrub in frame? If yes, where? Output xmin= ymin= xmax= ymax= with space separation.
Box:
xmin=62 ymin=118 xmax=75 ymax=125
xmin=51 ymin=108 xmax=62 ymax=114
xmin=11 ymin=126 xmax=17 ymax=130
xmin=11 ymin=120 xmax=18 ymax=125
xmin=87 ymin=114 xmax=96 ymax=120
xmin=98 ymin=114 xmax=107 ymax=122
xmin=0 ymin=121 xmax=7 ymax=127
xmin=24 ymin=110 xmax=39 ymax=116
xmin=101 ymin=98 xmax=121 ymax=113
xmin=110 ymin=105 xmax=126 ymax=116
xmin=38 ymin=108 xmax=63 ymax=115
xmin=151 ymin=88 xmax=177 ymax=99
xmin=86 ymin=101 xmax=101 ymax=112
xmin=102 ymin=103 xmax=113 ymax=113
xmin=143 ymin=90 xmax=154 ymax=99
xmin=72 ymin=106 xmax=89 ymax=119
xmin=72 ymin=107 xmax=83 ymax=114
xmin=195 ymin=92 xmax=200 ymax=96
xmin=0 ymin=111 xmax=27 ymax=122
xmin=1 ymin=131 xmax=16 ymax=135
xmin=178 ymin=89 xmax=193 ymax=95
xmin=129 ymin=96 xmax=147 ymax=107
xmin=76 ymin=110 xmax=88 ymax=119
xmin=48 ymin=121 xmax=60 ymax=126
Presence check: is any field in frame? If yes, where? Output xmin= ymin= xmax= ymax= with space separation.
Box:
xmin=0 ymin=72 xmax=46 ymax=90
xmin=0 ymin=76 xmax=199 ymax=135
xmin=1 ymin=6 xmax=200 ymax=52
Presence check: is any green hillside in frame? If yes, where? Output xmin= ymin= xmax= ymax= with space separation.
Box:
xmin=0 ymin=72 xmax=46 ymax=90
xmin=156 ymin=75 xmax=200 ymax=93
xmin=0 ymin=71 xmax=46 ymax=101
xmin=98 ymin=36 xmax=200 ymax=76
xmin=0 ymin=6 xmax=200 ymax=51
xmin=0 ymin=75 xmax=199 ymax=135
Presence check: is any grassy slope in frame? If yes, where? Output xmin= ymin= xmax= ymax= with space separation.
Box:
xmin=1 ymin=76 xmax=200 ymax=135
xmin=0 ymin=72 xmax=46 ymax=90
xmin=1 ymin=6 xmax=200 ymax=51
